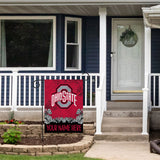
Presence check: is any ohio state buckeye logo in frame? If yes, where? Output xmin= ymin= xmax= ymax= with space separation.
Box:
xmin=51 ymin=84 xmax=77 ymax=108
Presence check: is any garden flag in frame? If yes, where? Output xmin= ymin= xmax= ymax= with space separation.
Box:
xmin=45 ymin=80 xmax=83 ymax=133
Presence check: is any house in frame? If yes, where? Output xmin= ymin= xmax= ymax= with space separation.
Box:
xmin=0 ymin=0 xmax=160 ymax=140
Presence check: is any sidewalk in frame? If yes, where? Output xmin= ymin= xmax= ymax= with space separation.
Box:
xmin=85 ymin=141 xmax=160 ymax=160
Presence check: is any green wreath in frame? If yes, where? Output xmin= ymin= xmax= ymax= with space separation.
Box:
xmin=120 ymin=27 xmax=138 ymax=47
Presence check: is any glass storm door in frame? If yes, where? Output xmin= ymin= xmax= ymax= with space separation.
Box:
xmin=111 ymin=19 xmax=144 ymax=100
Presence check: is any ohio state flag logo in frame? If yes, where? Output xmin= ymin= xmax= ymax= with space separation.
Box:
xmin=45 ymin=80 xmax=83 ymax=133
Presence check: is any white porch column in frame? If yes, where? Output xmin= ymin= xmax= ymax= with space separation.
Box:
xmin=142 ymin=26 xmax=151 ymax=135
xmin=144 ymin=26 xmax=151 ymax=89
xmin=99 ymin=7 xmax=107 ymax=108
xmin=99 ymin=7 xmax=107 ymax=77
xmin=95 ymin=8 xmax=107 ymax=135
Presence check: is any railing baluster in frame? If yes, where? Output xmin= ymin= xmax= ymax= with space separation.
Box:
xmin=28 ymin=76 xmax=31 ymax=107
xmin=39 ymin=76 xmax=41 ymax=106
xmin=24 ymin=76 xmax=26 ymax=106
xmin=9 ymin=76 xmax=12 ymax=106
xmin=19 ymin=76 xmax=21 ymax=106
xmin=4 ymin=76 xmax=6 ymax=106
xmin=85 ymin=75 xmax=87 ymax=106
xmin=90 ymin=76 xmax=92 ymax=106
xmin=95 ymin=76 xmax=97 ymax=106
xmin=34 ymin=76 xmax=36 ymax=107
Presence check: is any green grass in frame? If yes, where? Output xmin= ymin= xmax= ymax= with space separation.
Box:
xmin=0 ymin=153 xmax=102 ymax=160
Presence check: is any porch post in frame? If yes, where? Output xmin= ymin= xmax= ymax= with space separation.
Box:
xmin=144 ymin=26 xmax=151 ymax=89
xmin=142 ymin=26 xmax=151 ymax=135
xmin=95 ymin=8 xmax=107 ymax=135
xmin=99 ymin=7 xmax=107 ymax=108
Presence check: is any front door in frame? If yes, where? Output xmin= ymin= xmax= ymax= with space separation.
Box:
xmin=111 ymin=19 xmax=144 ymax=100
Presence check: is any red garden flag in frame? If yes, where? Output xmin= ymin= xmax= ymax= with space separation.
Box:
xmin=45 ymin=80 xmax=83 ymax=133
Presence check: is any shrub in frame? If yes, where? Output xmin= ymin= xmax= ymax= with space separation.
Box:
xmin=2 ymin=126 xmax=22 ymax=144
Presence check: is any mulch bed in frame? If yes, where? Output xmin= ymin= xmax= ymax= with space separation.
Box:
xmin=0 ymin=135 xmax=83 ymax=145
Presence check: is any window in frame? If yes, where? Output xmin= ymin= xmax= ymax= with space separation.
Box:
xmin=0 ymin=16 xmax=56 ymax=69
xmin=65 ymin=17 xmax=82 ymax=71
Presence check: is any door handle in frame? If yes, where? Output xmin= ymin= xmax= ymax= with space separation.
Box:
xmin=110 ymin=51 xmax=116 ymax=58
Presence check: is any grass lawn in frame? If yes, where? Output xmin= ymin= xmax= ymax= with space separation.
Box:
xmin=0 ymin=153 xmax=102 ymax=160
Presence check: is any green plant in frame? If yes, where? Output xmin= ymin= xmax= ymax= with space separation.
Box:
xmin=2 ymin=126 xmax=22 ymax=144
xmin=4 ymin=111 xmax=23 ymax=124
xmin=5 ymin=119 xmax=23 ymax=124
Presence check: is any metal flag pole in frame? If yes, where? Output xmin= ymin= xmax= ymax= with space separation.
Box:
xmin=34 ymin=79 xmax=45 ymax=145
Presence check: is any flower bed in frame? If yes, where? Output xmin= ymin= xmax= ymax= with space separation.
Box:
xmin=0 ymin=123 xmax=95 ymax=156
xmin=0 ymin=135 xmax=93 ymax=156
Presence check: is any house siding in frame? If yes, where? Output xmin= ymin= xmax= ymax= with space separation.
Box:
xmin=85 ymin=16 xmax=112 ymax=100
xmin=151 ymin=29 xmax=160 ymax=73
xmin=56 ymin=14 xmax=65 ymax=73
xmin=151 ymin=29 xmax=160 ymax=105
xmin=107 ymin=17 xmax=112 ymax=101
xmin=85 ymin=17 xmax=99 ymax=73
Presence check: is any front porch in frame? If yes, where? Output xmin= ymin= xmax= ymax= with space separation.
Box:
xmin=0 ymin=1 xmax=160 ymax=139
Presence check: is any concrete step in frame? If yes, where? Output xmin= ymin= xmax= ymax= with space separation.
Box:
xmin=104 ymin=110 xmax=142 ymax=117
xmin=102 ymin=117 xmax=142 ymax=124
xmin=94 ymin=132 xmax=148 ymax=141
xmin=102 ymin=125 xmax=142 ymax=132
xmin=107 ymin=101 xmax=142 ymax=110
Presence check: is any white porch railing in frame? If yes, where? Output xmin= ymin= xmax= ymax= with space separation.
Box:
xmin=0 ymin=73 xmax=12 ymax=108
xmin=149 ymin=73 xmax=160 ymax=109
xmin=0 ymin=71 xmax=100 ymax=111
xmin=95 ymin=75 xmax=105 ymax=134
xmin=142 ymin=73 xmax=160 ymax=135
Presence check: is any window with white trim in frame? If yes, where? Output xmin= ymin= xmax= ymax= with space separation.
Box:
xmin=0 ymin=16 xmax=56 ymax=69
xmin=65 ymin=17 xmax=82 ymax=71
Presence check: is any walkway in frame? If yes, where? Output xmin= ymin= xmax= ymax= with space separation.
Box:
xmin=85 ymin=141 xmax=160 ymax=160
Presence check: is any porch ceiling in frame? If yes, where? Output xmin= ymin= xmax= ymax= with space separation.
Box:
xmin=0 ymin=4 xmax=155 ymax=16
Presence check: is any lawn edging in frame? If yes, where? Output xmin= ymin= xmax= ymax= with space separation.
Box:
xmin=0 ymin=135 xmax=94 ymax=156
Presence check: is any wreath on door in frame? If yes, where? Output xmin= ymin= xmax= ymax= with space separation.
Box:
xmin=120 ymin=26 xmax=138 ymax=47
